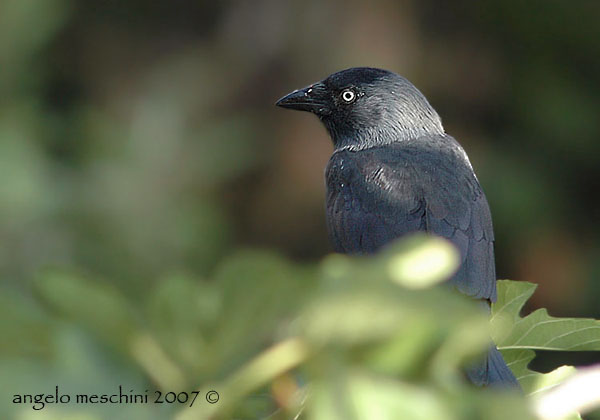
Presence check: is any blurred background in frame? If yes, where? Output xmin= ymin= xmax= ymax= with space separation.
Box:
xmin=1 ymin=0 xmax=599 ymax=417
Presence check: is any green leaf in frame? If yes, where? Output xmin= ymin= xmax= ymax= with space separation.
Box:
xmin=34 ymin=268 xmax=137 ymax=352
xmin=503 ymin=308 xmax=600 ymax=351
xmin=384 ymin=234 xmax=460 ymax=289
xmin=491 ymin=280 xmax=537 ymax=331
xmin=308 ymin=368 xmax=533 ymax=420
xmin=492 ymin=280 xmax=600 ymax=352
xmin=199 ymin=250 xmax=312 ymax=377
xmin=175 ymin=338 xmax=309 ymax=420
xmin=297 ymin=245 xmax=492 ymax=385
xmin=492 ymin=279 xmax=600 ymax=411
xmin=310 ymin=369 xmax=451 ymax=420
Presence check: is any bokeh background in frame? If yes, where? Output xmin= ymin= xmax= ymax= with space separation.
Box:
xmin=2 ymin=0 xmax=599 ymax=417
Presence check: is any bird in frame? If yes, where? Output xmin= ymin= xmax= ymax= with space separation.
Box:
xmin=275 ymin=67 xmax=519 ymax=388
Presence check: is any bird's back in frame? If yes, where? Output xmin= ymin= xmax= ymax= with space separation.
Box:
xmin=325 ymin=134 xmax=497 ymax=301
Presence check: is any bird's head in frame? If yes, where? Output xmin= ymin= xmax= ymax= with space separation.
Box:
xmin=276 ymin=67 xmax=444 ymax=151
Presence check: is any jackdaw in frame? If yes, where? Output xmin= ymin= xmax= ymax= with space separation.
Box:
xmin=276 ymin=67 xmax=519 ymax=388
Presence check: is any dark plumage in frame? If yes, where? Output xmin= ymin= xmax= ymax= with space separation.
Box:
xmin=276 ymin=67 xmax=519 ymax=388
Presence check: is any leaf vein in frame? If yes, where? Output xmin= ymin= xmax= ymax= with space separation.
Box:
xmin=490 ymin=290 xmax=531 ymax=322
xmin=566 ymin=337 xmax=600 ymax=350
xmin=543 ymin=325 xmax=600 ymax=346
xmin=512 ymin=319 xmax=564 ymax=345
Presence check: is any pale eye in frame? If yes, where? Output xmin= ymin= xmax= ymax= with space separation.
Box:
xmin=341 ymin=89 xmax=356 ymax=103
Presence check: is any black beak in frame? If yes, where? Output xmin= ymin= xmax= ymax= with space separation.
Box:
xmin=275 ymin=82 xmax=329 ymax=115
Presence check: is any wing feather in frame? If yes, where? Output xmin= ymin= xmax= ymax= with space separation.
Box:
xmin=325 ymin=136 xmax=497 ymax=301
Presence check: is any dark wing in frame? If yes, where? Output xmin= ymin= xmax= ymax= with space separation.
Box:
xmin=325 ymin=138 xmax=497 ymax=301
xmin=326 ymin=148 xmax=425 ymax=253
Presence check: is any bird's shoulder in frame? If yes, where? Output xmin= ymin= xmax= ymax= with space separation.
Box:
xmin=326 ymin=144 xmax=417 ymax=203
xmin=326 ymin=135 xmax=497 ymax=300
xmin=326 ymin=135 xmax=483 ymax=206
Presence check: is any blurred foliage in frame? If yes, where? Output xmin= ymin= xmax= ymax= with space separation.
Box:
xmin=4 ymin=235 xmax=600 ymax=419
xmin=2 ymin=0 xmax=600 ymax=419
xmin=0 ymin=236 xmax=516 ymax=419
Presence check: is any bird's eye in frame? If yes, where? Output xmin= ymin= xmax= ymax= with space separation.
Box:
xmin=340 ymin=89 xmax=356 ymax=103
